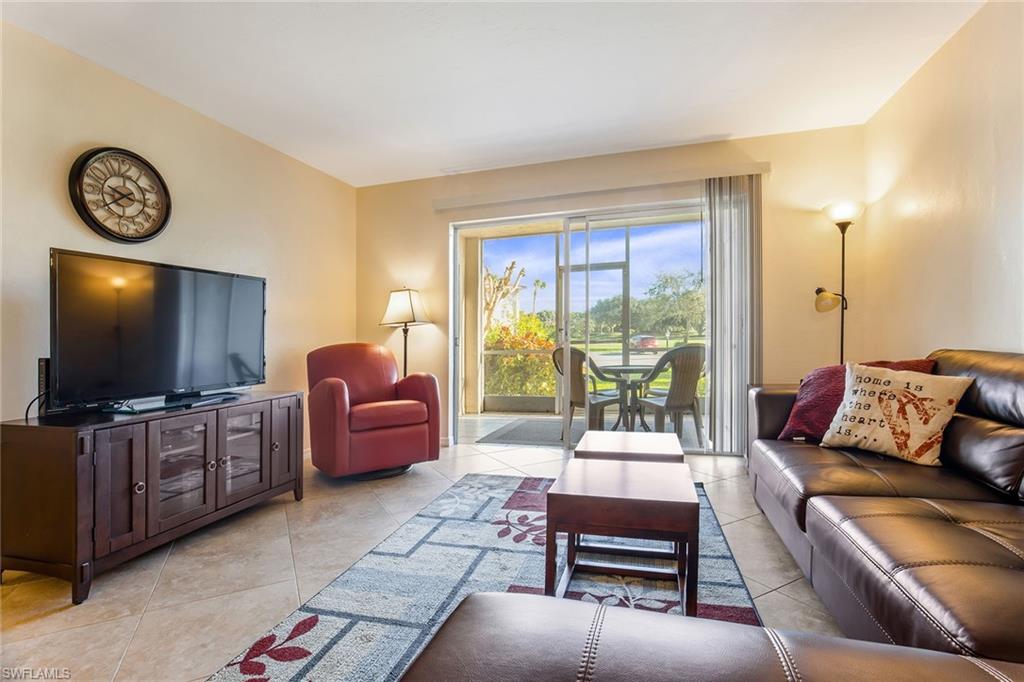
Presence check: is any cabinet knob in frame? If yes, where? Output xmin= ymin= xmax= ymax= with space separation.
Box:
xmin=207 ymin=461 xmax=217 ymax=471
xmin=219 ymin=457 xmax=228 ymax=468
xmin=133 ymin=481 xmax=146 ymax=495
xmin=272 ymin=441 xmax=280 ymax=452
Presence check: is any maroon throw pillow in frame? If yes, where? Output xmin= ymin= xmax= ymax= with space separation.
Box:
xmin=777 ymin=359 xmax=936 ymax=443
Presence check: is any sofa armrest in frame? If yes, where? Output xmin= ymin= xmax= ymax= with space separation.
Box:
xmin=397 ymin=372 xmax=441 ymax=460
xmin=748 ymin=385 xmax=798 ymax=443
xmin=308 ymin=377 xmax=351 ymax=476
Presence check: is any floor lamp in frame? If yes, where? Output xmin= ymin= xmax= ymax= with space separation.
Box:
xmin=814 ymin=201 xmax=863 ymax=364
xmin=380 ymin=288 xmax=431 ymax=377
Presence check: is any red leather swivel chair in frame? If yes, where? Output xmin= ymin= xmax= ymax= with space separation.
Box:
xmin=307 ymin=343 xmax=440 ymax=477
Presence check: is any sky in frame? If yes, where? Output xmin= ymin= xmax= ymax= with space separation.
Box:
xmin=482 ymin=220 xmax=704 ymax=314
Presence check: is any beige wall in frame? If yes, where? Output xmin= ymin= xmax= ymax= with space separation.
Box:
xmin=1 ymin=25 xmax=358 ymax=431
xmin=11 ymin=4 xmax=1016 ymax=448
xmin=863 ymin=2 xmax=1023 ymax=358
xmin=356 ymin=127 xmax=867 ymax=439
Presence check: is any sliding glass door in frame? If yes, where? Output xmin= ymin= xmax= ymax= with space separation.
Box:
xmin=558 ymin=209 xmax=710 ymax=452
xmin=450 ymin=200 xmax=729 ymax=452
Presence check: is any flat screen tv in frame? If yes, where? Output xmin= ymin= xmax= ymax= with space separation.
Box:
xmin=50 ymin=249 xmax=266 ymax=410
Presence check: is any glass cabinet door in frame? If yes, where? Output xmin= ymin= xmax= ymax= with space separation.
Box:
xmin=217 ymin=402 xmax=272 ymax=507
xmin=147 ymin=412 xmax=217 ymax=536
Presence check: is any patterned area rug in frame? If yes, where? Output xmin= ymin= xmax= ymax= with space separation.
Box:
xmin=210 ymin=474 xmax=759 ymax=682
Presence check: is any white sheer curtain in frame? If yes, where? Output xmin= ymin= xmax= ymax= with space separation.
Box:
xmin=704 ymin=175 xmax=763 ymax=455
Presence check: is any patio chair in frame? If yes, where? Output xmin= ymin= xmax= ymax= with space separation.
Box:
xmin=637 ymin=345 xmax=705 ymax=447
xmin=551 ymin=347 xmax=622 ymax=437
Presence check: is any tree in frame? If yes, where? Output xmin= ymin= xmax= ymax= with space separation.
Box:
xmin=645 ymin=271 xmax=706 ymax=343
xmin=589 ymin=295 xmax=625 ymax=335
xmin=629 ymin=296 xmax=657 ymax=335
xmin=483 ymin=261 xmax=526 ymax=330
xmin=535 ymin=309 xmax=557 ymax=330
xmin=531 ymin=278 xmax=547 ymax=314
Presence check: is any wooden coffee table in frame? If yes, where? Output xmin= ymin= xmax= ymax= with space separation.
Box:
xmin=574 ymin=430 xmax=685 ymax=463
xmin=544 ymin=458 xmax=700 ymax=616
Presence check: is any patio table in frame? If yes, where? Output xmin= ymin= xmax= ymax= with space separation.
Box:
xmin=600 ymin=364 xmax=655 ymax=431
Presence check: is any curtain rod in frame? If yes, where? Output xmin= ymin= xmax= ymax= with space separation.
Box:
xmin=433 ymin=161 xmax=771 ymax=212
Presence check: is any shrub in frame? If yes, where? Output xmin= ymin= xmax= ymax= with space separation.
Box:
xmin=484 ymin=314 xmax=557 ymax=397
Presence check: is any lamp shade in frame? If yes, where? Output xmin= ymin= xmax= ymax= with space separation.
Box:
xmin=380 ymin=288 xmax=430 ymax=327
xmin=823 ymin=201 xmax=864 ymax=225
xmin=814 ymin=287 xmax=843 ymax=313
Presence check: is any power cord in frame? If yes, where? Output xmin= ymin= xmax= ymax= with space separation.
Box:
xmin=24 ymin=390 xmax=49 ymax=422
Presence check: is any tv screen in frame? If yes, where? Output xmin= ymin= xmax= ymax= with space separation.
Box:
xmin=50 ymin=249 xmax=266 ymax=408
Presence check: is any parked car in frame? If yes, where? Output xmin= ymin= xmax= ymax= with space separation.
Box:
xmin=629 ymin=334 xmax=659 ymax=351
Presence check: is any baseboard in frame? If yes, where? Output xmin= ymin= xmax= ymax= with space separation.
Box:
xmin=441 ymin=436 xmax=451 ymax=447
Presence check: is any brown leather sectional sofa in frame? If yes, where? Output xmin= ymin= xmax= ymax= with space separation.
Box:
xmin=403 ymin=593 xmax=1024 ymax=681
xmin=749 ymin=349 xmax=1024 ymax=662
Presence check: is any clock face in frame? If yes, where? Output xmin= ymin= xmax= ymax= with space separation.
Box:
xmin=69 ymin=148 xmax=171 ymax=243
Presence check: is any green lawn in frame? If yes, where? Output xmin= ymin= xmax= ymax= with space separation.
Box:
xmin=584 ymin=337 xmax=708 ymax=396
xmin=591 ymin=373 xmax=707 ymax=397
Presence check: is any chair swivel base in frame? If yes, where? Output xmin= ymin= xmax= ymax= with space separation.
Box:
xmin=352 ymin=464 xmax=413 ymax=480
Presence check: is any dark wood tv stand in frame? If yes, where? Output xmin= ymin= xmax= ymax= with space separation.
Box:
xmin=1 ymin=390 xmax=303 ymax=604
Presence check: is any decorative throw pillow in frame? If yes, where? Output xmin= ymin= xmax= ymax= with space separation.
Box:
xmin=821 ymin=364 xmax=973 ymax=465
xmin=778 ymin=359 xmax=935 ymax=442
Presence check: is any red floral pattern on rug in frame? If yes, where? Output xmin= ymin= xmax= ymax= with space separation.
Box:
xmin=492 ymin=511 xmax=547 ymax=545
xmin=226 ymin=615 xmax=318 ymax=681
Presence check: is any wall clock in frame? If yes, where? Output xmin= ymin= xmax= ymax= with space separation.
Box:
xmin=68 ymin=147 xmax=171 ymax=243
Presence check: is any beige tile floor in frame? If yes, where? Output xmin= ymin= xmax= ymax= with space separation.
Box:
xmin=0 ymin=443 xmax=840 ymax=681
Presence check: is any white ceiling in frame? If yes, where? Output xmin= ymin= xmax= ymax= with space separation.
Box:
xmin=5 ymin=2 xmax=981 ymax=187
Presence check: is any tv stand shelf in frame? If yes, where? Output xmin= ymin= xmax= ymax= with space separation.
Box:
xmin=1 ymin=390 xmax=303 ymax=604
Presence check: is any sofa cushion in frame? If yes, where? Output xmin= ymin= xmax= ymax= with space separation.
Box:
xmin=930 ymin=349 xmax=1024 ymax=428
xmin=805 ymin=495 xmax=1024 ymax=662
xmin=942 ymin=414 xmax=1024 ymax=498
xmin=778 ymin=359 xmax=935 ymax=443
xmin=750 ymin=439 xmax=1004 ymax=531
xmin=821 ymin=364 xmax=971 ymax=466
xmin=349 ymin=399 xmax=427 ymax=431
xmin=929 ymin=350 xmax=1024 ymax=500
xmin=402 ymin=592 xmax=1024 ymax=681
